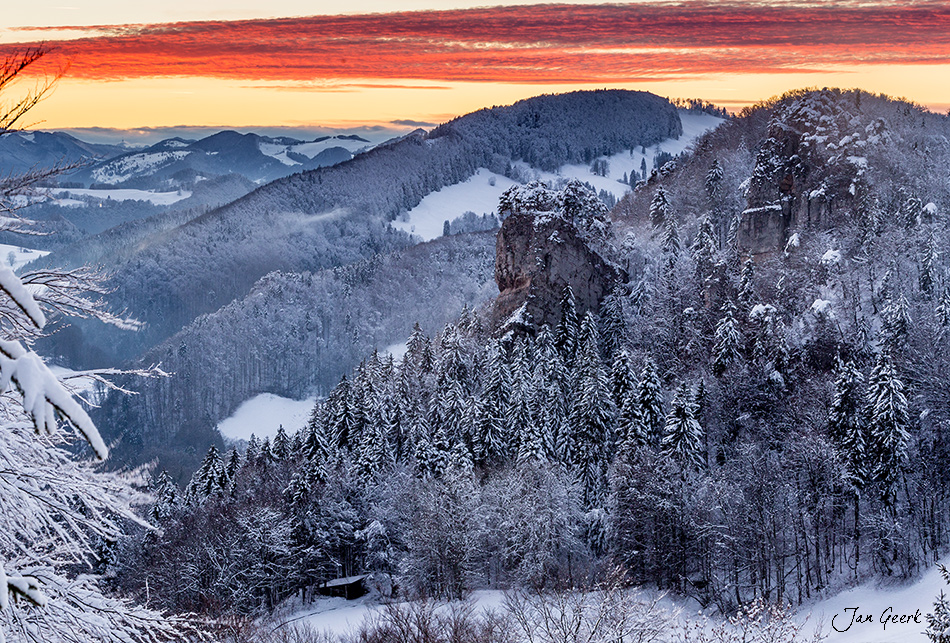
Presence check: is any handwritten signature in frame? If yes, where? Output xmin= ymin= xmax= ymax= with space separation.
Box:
xmin=831 ymin=606 xmax=922 ymax=633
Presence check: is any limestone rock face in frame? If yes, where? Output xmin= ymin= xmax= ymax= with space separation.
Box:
xmin=491 ymin=182 xmax=625 ymax=332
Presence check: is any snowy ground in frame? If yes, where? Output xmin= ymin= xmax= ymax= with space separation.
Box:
xmin=393 ymin=111 xmax=724 ymax=242
xmin=276 ymin=557 xmax=948 ymax=642
xmin=392 ymin=168 xmax=517 ymax=241
xmin=797 ymin=558 xmax=950 ymax=642
xmin=216 ymin=392 xmax=316 ymax=441
xmin=47 ymin=187 xmax=192 ymax=206
xmin=0 ymin=243 xmax=49 ymax=272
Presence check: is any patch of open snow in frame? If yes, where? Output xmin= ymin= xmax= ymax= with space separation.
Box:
xmin=258 ymin=141 xmax=302 ymax=166
xmin=394 ymin=168 xmax=517 ymax=241
xmin=217 ymin=393 xmax=315 ymax=442
xmin=811 ymin=299 xmax=834 ymax=317
xmin=49 ymin=188 xmax=191 ymax=206
xmin=798 ymin=557 xmax=950 ymax=642
xmin=0 ymin=244 xmax=50 ymax=272
xmin=383 ymin=341 xmax=408 ymax=361
xmin=822 ymin=249 xmax=842 ymax=265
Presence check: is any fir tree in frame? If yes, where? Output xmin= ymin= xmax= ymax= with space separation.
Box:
xmin=926 ymin=566 xmax=950 ymax=643
xmin=650 ymin=186 xmax=671 ymax=229
xmin=828 ymin=358 xmax=866 ymax=445
xmin=555 ymin=286 xmax=580 ymax=362
xmin=937 ymin=287 xmax=950 ymax=327
xmin=149 ymin=471 xmax=180 ymax=522
xmin=636 ymin=359 xmax=665 ymax=447
xmin=705 ymin=159 xmax=724 ymax=205
xmin=866 ymin=352 xmax=911 ymax=501
xmin=712 ymin=301 xmax=743 ymax=376
xmin=185 ymin=445 xmax=227 ymax=505
xmin=738 ymin=256 xmax=756 ymax=311
xmin=692 ymin=214 xmax=719 ymax=283
xmin=661 ymin=382 xmax=705 ymax=469
xmin=569 ymin=313 xmax=616 ymax=507
xmin=273 ymin=425 xmax=290 ymax=460
xmin=598 ymin=286 xmax=627 ymax=360
xmin=920 ymin=231 xmax=939 ymax=296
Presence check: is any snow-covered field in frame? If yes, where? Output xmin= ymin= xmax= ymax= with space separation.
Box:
xmin=393 ymin=111 xmax=724 ymax=242
xmin=392 ymin=168 xmax=518 ymax=241
xmin=259 ymin=135 xmax=374 ymax=166
xmin=0 ymin=243 xmax=49 ymax=271
xmin=216 ymin=392 xmax=316 ymax=441
xmin=799 ymin=558 xmax=949 ymax=642
xmin=276 ymin=557 xmax=949 ymax=642
xmin=48 ymin=187 xmax=192 ymax=206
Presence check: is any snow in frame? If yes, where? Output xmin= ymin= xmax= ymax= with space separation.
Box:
xmin=798 ymin=557 xmax=950 ymax=642
xmin=393 ymin=168 xmax=517 ymax=241
xmin=394 ymin=112 xmax=724 ymax=242
xmin=382 ymin=341 xmax=408 ymax=361
xmin=91 ymin=150 xmax=191 ymax=184
xmin=48 ymin=188 xmax=192 ymax=206
xmin=750 ymin=303 xmax=776 ymax=320
xmin=258 ymin=142 xmax=302 ymax=166
xmin=785 ymin=233 xmax=801 ymax=254
xmin=925 ymin=202 xmax=938 ymax=215
xmin=216 ymin=392 xmax=315 ymax=441
xmin=0 ymin=244 xmax=49 ymax=272
xmin=822 ymin=249 xmax=843 ymax=265
xmin=289 ymin=136 xmax=374 ymax=159
xmin=811 ymin=298 xmax=834 ymax=317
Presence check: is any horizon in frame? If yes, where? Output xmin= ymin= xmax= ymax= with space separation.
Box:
xmin=3 ymin=1 xmax=948 ymax=133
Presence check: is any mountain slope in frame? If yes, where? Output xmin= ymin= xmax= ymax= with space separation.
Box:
xmin=45 ymin=90 xmax=682 ymax=367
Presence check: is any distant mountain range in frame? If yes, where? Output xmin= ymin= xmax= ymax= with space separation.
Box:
xmin=0 ymin=129 xmax=374 ymax=189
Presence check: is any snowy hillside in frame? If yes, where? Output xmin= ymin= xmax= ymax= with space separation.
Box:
xmin=216 ymin=392 xmax=316 ymax=442
xmin=0 ymin=243 xmax=49 ymax=271
xmin=395 ymin=111 xmax=723 ymax=241
xmin=392 ymin=168 xmax=517 ymax=240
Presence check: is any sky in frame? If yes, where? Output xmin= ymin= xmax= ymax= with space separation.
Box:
xmin=2 ymin=1 xmax=949 ymax=140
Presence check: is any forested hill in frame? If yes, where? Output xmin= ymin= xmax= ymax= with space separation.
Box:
xmin=46 ymin=90 xmax=681 ymax=367
xmin=98 ymin=231 xmax=498 ymax=477
xmin=132 ymin=88 xmax=950 ymax=617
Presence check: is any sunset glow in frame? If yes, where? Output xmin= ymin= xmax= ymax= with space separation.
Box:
xmin=4 ymin=1 xmax=949 ymax=131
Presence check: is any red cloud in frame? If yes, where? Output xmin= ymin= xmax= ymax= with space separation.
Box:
xmin=7 ymin=2 xmax=950 ymax=83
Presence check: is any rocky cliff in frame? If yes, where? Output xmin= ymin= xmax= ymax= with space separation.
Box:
xmin=491 ymin=181 xmax=625 ymax=331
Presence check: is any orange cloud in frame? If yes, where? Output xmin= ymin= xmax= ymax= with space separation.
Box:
xmin=7 ymin=2 xmax=950 ymax=84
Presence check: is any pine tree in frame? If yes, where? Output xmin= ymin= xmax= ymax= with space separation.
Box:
xmin=636 ymin=359 xmax=665 ymax=447
xmin=569 ymin=313 xmax=616 ymax=507
xmin=661 ymin=382 xmax=705 ymax=469
xmin=149 ymin=471 xmax=180 ymax=522
xmin=920 ymin=231 xmax=939 ymax=296
xmin=650 ymin=186 xmax=670 ymax=229
xmin=185 ymin=445 xmax=227 ymax=505
xmin=705 ymin=159 xmax=724 ymax=205
xmin=598 ymin=286 xmax=627 ymax=360
xmin=712 ymin=301 xmax=743 ymax=376
xmin=866 ymin=353 xmax=911 ymax=501
xmin=473 ymin=344 xmax=511 ymax=467
xmin=692 ymin=214 xmax=719 ymax=283
xmin=555 ymin=286 xmax=580 ymax=362
xmin=738 ymin=256 xmax=756 ymax=311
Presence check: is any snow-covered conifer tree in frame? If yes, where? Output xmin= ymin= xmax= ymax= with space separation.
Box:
xmin=636 ymin=359 xmax=665 ymax=447
xmin=555 ymin=286 xmax=579 ymax=362
xmin=661 ymin=382 xmax=705 ymax=469
xmin=712 ymin=301 xmax=743 ymax=376
xmin=866 ymin=352 xmax=911 ymax=501
xmin=650 ymin=186 xmax=670 ymax=229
